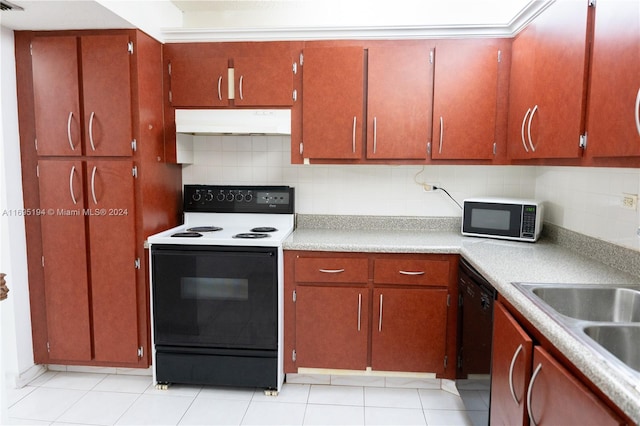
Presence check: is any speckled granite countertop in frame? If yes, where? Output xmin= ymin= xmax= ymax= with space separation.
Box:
xmin=284 ymin=215 xmax=640 ymax=423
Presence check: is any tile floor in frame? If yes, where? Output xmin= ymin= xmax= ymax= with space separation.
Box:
xmin=7 ymin=370 xmax=489 ymax=425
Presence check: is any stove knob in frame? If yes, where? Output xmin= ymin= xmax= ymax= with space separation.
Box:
xmin=216 ymin=192 xmax=225 ymax=202
xmin=245 ymin=193 xmax=253 ymax=202
xmin=192 ymin=191 xmax=202 ymax=202
xmin=236 ymin=193 xmax=244 ymax=202
xmin=204 ymin=191 xmax=214 ymax=202
xmin=226 ymin=193 xmax=234 ymax=202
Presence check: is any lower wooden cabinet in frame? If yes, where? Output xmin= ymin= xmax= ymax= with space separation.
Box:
xmin=491 ymin=302 xmax=625 ymax=425
xmin=284 ymin=251 xmax=458 ymax=377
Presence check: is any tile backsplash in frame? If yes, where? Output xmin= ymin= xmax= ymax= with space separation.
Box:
xmin=183 ymin=135 xmax=640 ymax=251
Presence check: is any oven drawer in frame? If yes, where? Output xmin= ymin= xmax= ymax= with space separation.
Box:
xmin=373 ymin=258 xmax=450 ymax=287
xmin=295 ymin=257 xmax=368 ymax=283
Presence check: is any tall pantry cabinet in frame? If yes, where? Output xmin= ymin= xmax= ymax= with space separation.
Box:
xmin=15 ymin=30 xmax=182 ymax=367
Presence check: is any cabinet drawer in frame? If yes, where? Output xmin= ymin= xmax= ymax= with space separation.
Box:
xmin=295 ymin=257 xmax=368 ymax=283
xmin=373 ymin=258 xmax=449 ymax=286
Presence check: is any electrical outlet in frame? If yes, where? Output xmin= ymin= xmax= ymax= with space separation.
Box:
xmin=622 ymin=193 xmax=638 ymax=210
xmin=422 ymin=183 xmax=439 ymax=192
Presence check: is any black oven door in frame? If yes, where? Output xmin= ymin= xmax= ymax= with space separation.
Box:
xmin=151 ymin=245 xmax=278 ymax=351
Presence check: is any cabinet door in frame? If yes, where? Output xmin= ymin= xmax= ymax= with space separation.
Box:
xmin=295 ymin=286 xmax=368 ymax=370
xmin=31 ymin=36 xmax=82 ymax=156
xmin=366 ymin=44 xmax=432 ymax=160
xmin=432 ymin=40 xmax=500 ymax=160
xmin=371 ymin=288 xmax=447 ymax=373
xmin=490 ymin=302 xmax=533 ymax=426
xmin=234 ymin=56 xmax=293 ymax=106
xmin=170 ymin=57 xmax=229 ymax=107
xmin=508 ymin=0 xmax=590 ymax=159
xmin=302 ymin=47 xmax=365 ymax=159
xmin=586 ymin=0 xmax=640 ymax=157
xmin=528 ymin=346 xmax=624 ymax=425
xmin=85 ymin=160 xmax=138 ymax=363
xmin=37 ymin=160 xmax=92 ymax=361
xmin=81 ymin=35 xmax=133 ymax=157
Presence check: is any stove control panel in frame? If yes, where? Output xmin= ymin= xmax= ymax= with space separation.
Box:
xmin=184 ymin=185 xmax=294 ymax=214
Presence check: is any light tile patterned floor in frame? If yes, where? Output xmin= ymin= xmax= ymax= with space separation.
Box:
xmin=6 ymin=371 xmax=489 ymax=425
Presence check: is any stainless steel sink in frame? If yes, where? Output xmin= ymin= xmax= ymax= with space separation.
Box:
xmin=583 ymin=324 xmax=640 ymax=373
xmin=531 ymin=286 xmax=640 ymax=322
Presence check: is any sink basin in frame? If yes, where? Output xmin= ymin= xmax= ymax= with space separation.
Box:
xmin=531 ymin=286 xmax=640 ymax=322
xmin=583 ymin=325 xmax=640 ymax=373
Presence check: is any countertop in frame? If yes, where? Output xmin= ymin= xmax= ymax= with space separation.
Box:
xmin=283 ymin=219 xmax=640 ymax=423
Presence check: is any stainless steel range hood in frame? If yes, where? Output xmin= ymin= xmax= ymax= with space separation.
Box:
xmin=175 ymin=109 xmax=291 ymax=135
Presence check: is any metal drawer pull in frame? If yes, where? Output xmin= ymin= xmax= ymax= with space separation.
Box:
xmin=521 ymin=108 xmax=531 ymax=153
xmin=67 ymin=112 xmax=76 ymax=151
xmin=352 ymin=116 xmax=357 ymax=153
xmin=318 ymin=269 xmax=345 ymax=274
xmin=526 ymin=363 xmax=543 ymax=426
xmin=373 ymin=116 xmax=377 ymax=154
xmin=90 ymin=166 xmax=98 ymax=205
xmin=527 ymin=105 xmax=538 ymax=152
xmin=89 ymin=112 xmax=96 ymax=151
xmin=69 ymin=166 xmax=77 ymax=205
xmin=357 ymin=293 xmax=362 ymax=331
xmin=438 ymin=116 xmax=444 ymax=154
xmin=399 ymin=270 xmax=425 ymax=276
xmin=217 ymin=75 xmax=223 ymax=101
xmin=378 ymin=294 xmax=384 ymax=332
xmin=635 ymin=87 xmax=640 ymax=137
xmin=508 ymin=344 xmax=524 ymax=404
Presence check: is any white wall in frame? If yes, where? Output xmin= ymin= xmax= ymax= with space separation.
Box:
xmin=0 ymin=26 xmax=37 ymax=390
xmin=183 ymin=135 xmax=640 ymax=251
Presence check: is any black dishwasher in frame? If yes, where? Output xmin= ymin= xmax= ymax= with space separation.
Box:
xmin=457 ymin=257 xmax=497 ymax=378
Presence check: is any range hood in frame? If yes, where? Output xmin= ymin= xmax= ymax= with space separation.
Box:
xmin=175 ymin=109 xmax=291 ymax=135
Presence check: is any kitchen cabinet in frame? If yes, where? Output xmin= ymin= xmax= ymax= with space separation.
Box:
xmin=491 ymin=302 xmax=625 ymax=425
xmin=300 ymin=42 xmax=433 ymax=162
xmin=16 ymin=29 xmax=182 ymax=368
xmin=431 ymin=39 xmax=504 ymax=160
xmin=285 ymin=252 xmax=457 ymax=376
xmin=507 ymin=0 xmax=591 ymax=160
xmin=168 ymin=51 xmax=295 ymax=107
xmin=31 ymin=34 xmax=133 ymax=157
xmin=585 ymin=0 xmax=640 ymax=159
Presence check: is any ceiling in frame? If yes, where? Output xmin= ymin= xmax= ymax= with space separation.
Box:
xmin=0 ymin=0 xmax=552 ymax=42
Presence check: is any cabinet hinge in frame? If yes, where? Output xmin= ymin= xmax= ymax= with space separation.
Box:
xmin=29 ymin=43 xmax=33 ymax=56
xmin=299 ymin=142 xmax=304 ymax=155
xmin=292 ymin=62 xmax=298 ymax=75
xmin=131 ymin=139 xmax=137 ymax=152
xmin=135 ymin=258 xmax=141 ymax=270
xmin=497 ymin=50 xmax=502 ymax=63
xmin=41 ymin=256 xmax=45 ymax=267
xmin=168 ymin=62 xmax=172 ymax=76
xmin=137 ymin=346 xmax=143 ymax=358
xmin=444 ymin=355 xmax=448 ymax=369
xmin=427 ymin=142 xmax=432 ymax=155
xmin=493 ymin=142 xmax=497 ymax=156
xmin=447 ymin=294 xmax=451 ymax=307
xmin=132 ymin=166 xmax=138 ymax=178
xmin=292 ymin=290 xmax=297 ymax=302
xmin=429 ymin=50 xmax=434 ymax=65
xmin=35 ymin=138 xmax=38 ymax=151
xmin=579 ymin=133 xmax=588 ymax=150
xmin=292 ymin=349 xmax=297 ymax=362
xmin=128 ymin=41 xmax=134 ymax=55
xmin=299 ymin=53 xmax=304 ymax=66
xmin=457 ymin=354 xmax=463 ymax=369
xmin=46 ymin=341 xmax=50 ymax=353
xmin=293 ymin=89 xmax=298 ymax=102
xmin=589 ymin=0 xmax=596 ymax=7
xmin=36 ymin=164 xmax=39 ymax=178
xmin=169 ymin=90 xmax=173 ymax=104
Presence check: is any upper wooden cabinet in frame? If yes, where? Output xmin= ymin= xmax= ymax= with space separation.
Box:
xmin=31 ymin=34 xmax=133 ymax=157
xmin=507 ymin=0 xmax=591 ymax=160
xmin=300 ymin=42 xmax=434 ymax=162
xmin=585 ymin=0 xmax=640 ymax=159
xmin=431 ymin=39 xmax=505 ymax=160
xmin=168 ymin=49 xmax=295 ymax=108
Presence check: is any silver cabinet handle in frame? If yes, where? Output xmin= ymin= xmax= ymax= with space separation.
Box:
xmin=373 ymin=116 xmax=377 ymax=154
xmin=521 ymin=108 xmax=531 ymax=153
xmin=357 ymin=293 xmax=362 ymax=331
xmin=378 ymin=294 xmax=384 ymax=332
xmin=399 ymin=270 xmax=425 ymax=276
xmin=88 ymin=111 xmax=96 ymax=151
xmin=67 ymin=112 xmax=76 ymax=151
xmin=438 ymin=116 xmax=444 ymax=154
xmin=526 ymin=363 xmax=543 ymax=426
xmin=69 ymin=166 xmax=78 ymax=205
xmin=239 ymin=75 xmax=244 ymax=100
xmin=217 ymin=75 xmax=223 ymax=101
xmin=352 ymin=116 xmax=357 ymax=153
xmin=527 ymin=105 xmax=538 ymax=152
xmin=508 ymin=344 xmax=524 ymax=404
xmin=319 ymin=269 xmax=345 ymax=274
xmin=90 ymin=166 xmax=98 ymax=205
xmin=635 ymin=87 xmax=640 ymax=137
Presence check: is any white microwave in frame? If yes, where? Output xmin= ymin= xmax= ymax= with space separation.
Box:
xmin=461 ymin=197 xmax=544 ymax=242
